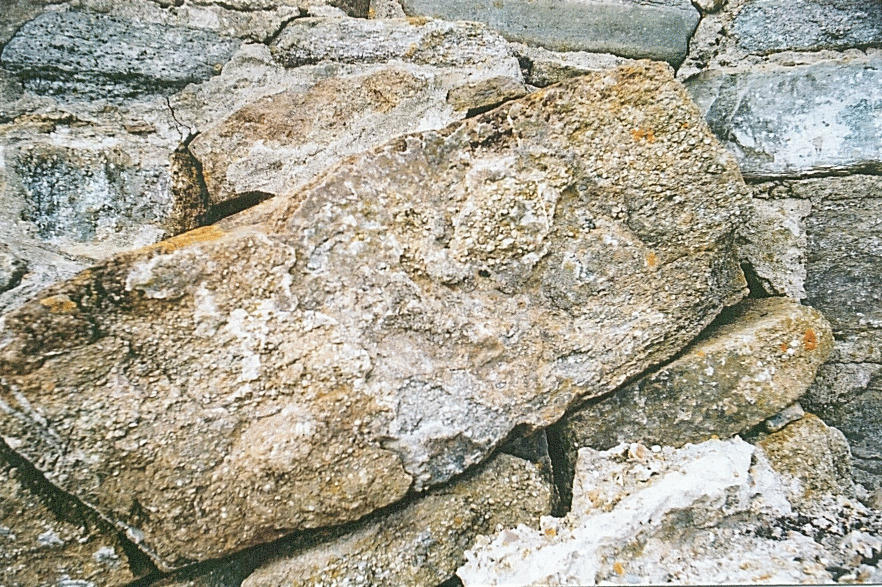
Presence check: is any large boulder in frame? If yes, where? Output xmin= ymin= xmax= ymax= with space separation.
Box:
xmin=0 ymin=63 xmax=748 ymax=569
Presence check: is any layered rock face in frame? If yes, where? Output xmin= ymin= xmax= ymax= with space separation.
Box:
xmin=0 ymin=1 xmax=879 ymax=585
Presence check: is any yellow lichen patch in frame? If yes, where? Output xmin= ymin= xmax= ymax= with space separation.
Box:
xmin=613 ymin=562 xmax=625 ymax=576
xmin=630 ymin=128 xmax=656 ymax=143
xmin=39 ymin=294 xmax=77 ymax=314
xmin=645 ymin=251 xmax=658 ymax=268
xmin=544 ymin=527 xmax=557 ymax=537
xmin=803 ymin=328 xmax=818 ymax=351
xmin=150 ymin=225 xmax=226 ymax=254
xmin=405 ymin=16 xmax=429 ymax=26
xmin=779 ymin=342 xmax=789 ymax=353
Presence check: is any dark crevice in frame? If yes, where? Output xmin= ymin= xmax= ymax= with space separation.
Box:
xmin=464 ymin=99 xmax=515 ymax=119
xmin=437 ymin=574 xmax=464 ymax=587
xmin=205 ymin=191 xmax=274 ymax=225
xmin=263 ymin=14 xmax=303 ymax=46
xmin=743 ymin=163 xmax=882 ymax=184
xmin=0 ymin=437 xmax=158 ymax=579
xmin=544 ymin=294 xmax=767 ymax=512
xmin=545 ymin=422 xmax=573 ymax=516
xmin=739 ymin=261 xmax=772 ymax=299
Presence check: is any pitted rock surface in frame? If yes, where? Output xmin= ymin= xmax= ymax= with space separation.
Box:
xmin=559 ymin=298 xmax=833 ymax=463
xmin=0 ymin=63 xmax=748 ymax=568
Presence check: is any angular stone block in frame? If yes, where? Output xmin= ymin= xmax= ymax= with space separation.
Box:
xmin=733 ymin=0 xmax=882 ymax=55
xmin=0 ymin=63 xmax=747 ymax=568
xmin=243 ymin=453 xmax=553 ymax=586
xmin=398 ymin=0 xmax=699 ymax=65
xmin=687 ymin=56 xmax=882 ymax=178
xmin=0 ymin=11 xmax=239 ymax=99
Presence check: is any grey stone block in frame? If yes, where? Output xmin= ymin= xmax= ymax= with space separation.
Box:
xmin=734 ymin=0 xmax=882 ymax=55
xmin=687 ymin=56 xmax=882 ymax=178
xmin=0 ymin=10 xmax=239 ymax=100
xmin=399 ymin=0 xmax=699 ymax=65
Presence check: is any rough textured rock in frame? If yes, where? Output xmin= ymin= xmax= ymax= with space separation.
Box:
xmin=680 ymin=0 xmax=882 ymax=79
xmin=243 ymin=453 xmax=553 ymax=586
xmin=510 ymin=43 xmax=633 ymax=88
xmin=0 ymin=441 xmax=144 ymax=585
xmin=738 ymin=197 xmax=810 ymax=299
xmin=823 ymin=388 xmax=882 ymax=492
xmin=693 ymin=0 xmax=726 ymax=13
xmin=749 ymin=174 xmax=882 ymax=491
xmin=0 ymin=63 xmax=748 ymax=568
xmin=0 ymin=10 xmax=239 ymax=99
xmin=0 ymin=246 xmax=27 ymax=294
xmin=733 ymin=0 xmax=882 ymax=56
xmin=270 ymin=17 xmax=519 ymax=76
xmin=799 ymin=177 xmax=882 ymax=354
xmin=762 ymin=401 xmax=804 ymax=432
xmin=757 ymin=414 xmax=855 ymax=504
xmin=558 ymin=298 xmax=832 ymax=486
xmin=190 ymin=56 xmax=525 ymax=206
xmin=458 ymin=438 xmax=882 ymax=585
xmin=369 ymin=0 xmax=405 ymax=18
xmin=398 ymin=0 xmax=700 ymax=66
xmin=64 ymin=0 xmax=303 ymax=44
xmin=686 ymin=53 xmax=882 ymax=178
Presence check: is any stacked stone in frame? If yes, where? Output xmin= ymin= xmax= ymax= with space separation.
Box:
xmin=681 ymin=0 xmax=882 ymax=498
xmin=0 ymin=0 xmax=879 ymax=584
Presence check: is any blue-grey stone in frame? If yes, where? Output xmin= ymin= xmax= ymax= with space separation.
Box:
xmin=398 ymin=0 xmax=699 ymax=65
xmin=0 ymin=11 xmax=239 ymax=100
xmin=734 ymin=0 xmax=882 ymax=55
xmin=687 ymin=57 xmax=882 ymax=178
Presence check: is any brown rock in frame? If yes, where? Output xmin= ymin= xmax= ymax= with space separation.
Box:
xmin=758 ymin=413 xmax=855 ymax=504
xmin=0 ymin=63 xmax=747 ymax=568
xmin=0 ymin=441 xmax=144 ymax=585
xmin=557 ymin=298 xmax=833 ymax=502
xmin=243 ymin=453 xmax=553 ymax=586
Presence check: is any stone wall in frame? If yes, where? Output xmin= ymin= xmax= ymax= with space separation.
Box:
xmin=0 ymin=1 xmax=880 ymax=585
xmin=679 ymin=0 xmax=882 ymax=494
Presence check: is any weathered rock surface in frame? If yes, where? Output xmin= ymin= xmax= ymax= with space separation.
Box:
xmin=687 ymin=53 xmax=882 ymax=178
xmin=458 ymin=438 xmax=882 ymax=585
xmin=398 ymin=0 xmax=700 ymax=66
xmin=758 ymin=414 xmax=855 ymax=504
xmin=733 ymin=0 xmax=882 ymax=56
xmin=558 ymin=298 xmax=832 ymax=488
xmin=0 ymin=10 xmax=239 ymax=99
xmin=822 ymin=388 xmax=882 ymax=492
xmin=738 ymin=197 xmax=810 ymax=299
xmin=680 ymin=0 xmax=882 ymax=79
xmin=270 ymin=17 xmax=519 ymax=76
xmin=510 ymin=43 xmax=633 ymax=88
xmin=190 ymin=34 xmax=525 ymax=205
xmin=0 ymin=63 xmax=748 ymax=568
xmin=243 ymin=453 xmax=553 ymax=586
xmin=747 ymin=174 xmax=882 ymax=491
xmin=0 ymin=441 xmax=144 ymax=585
